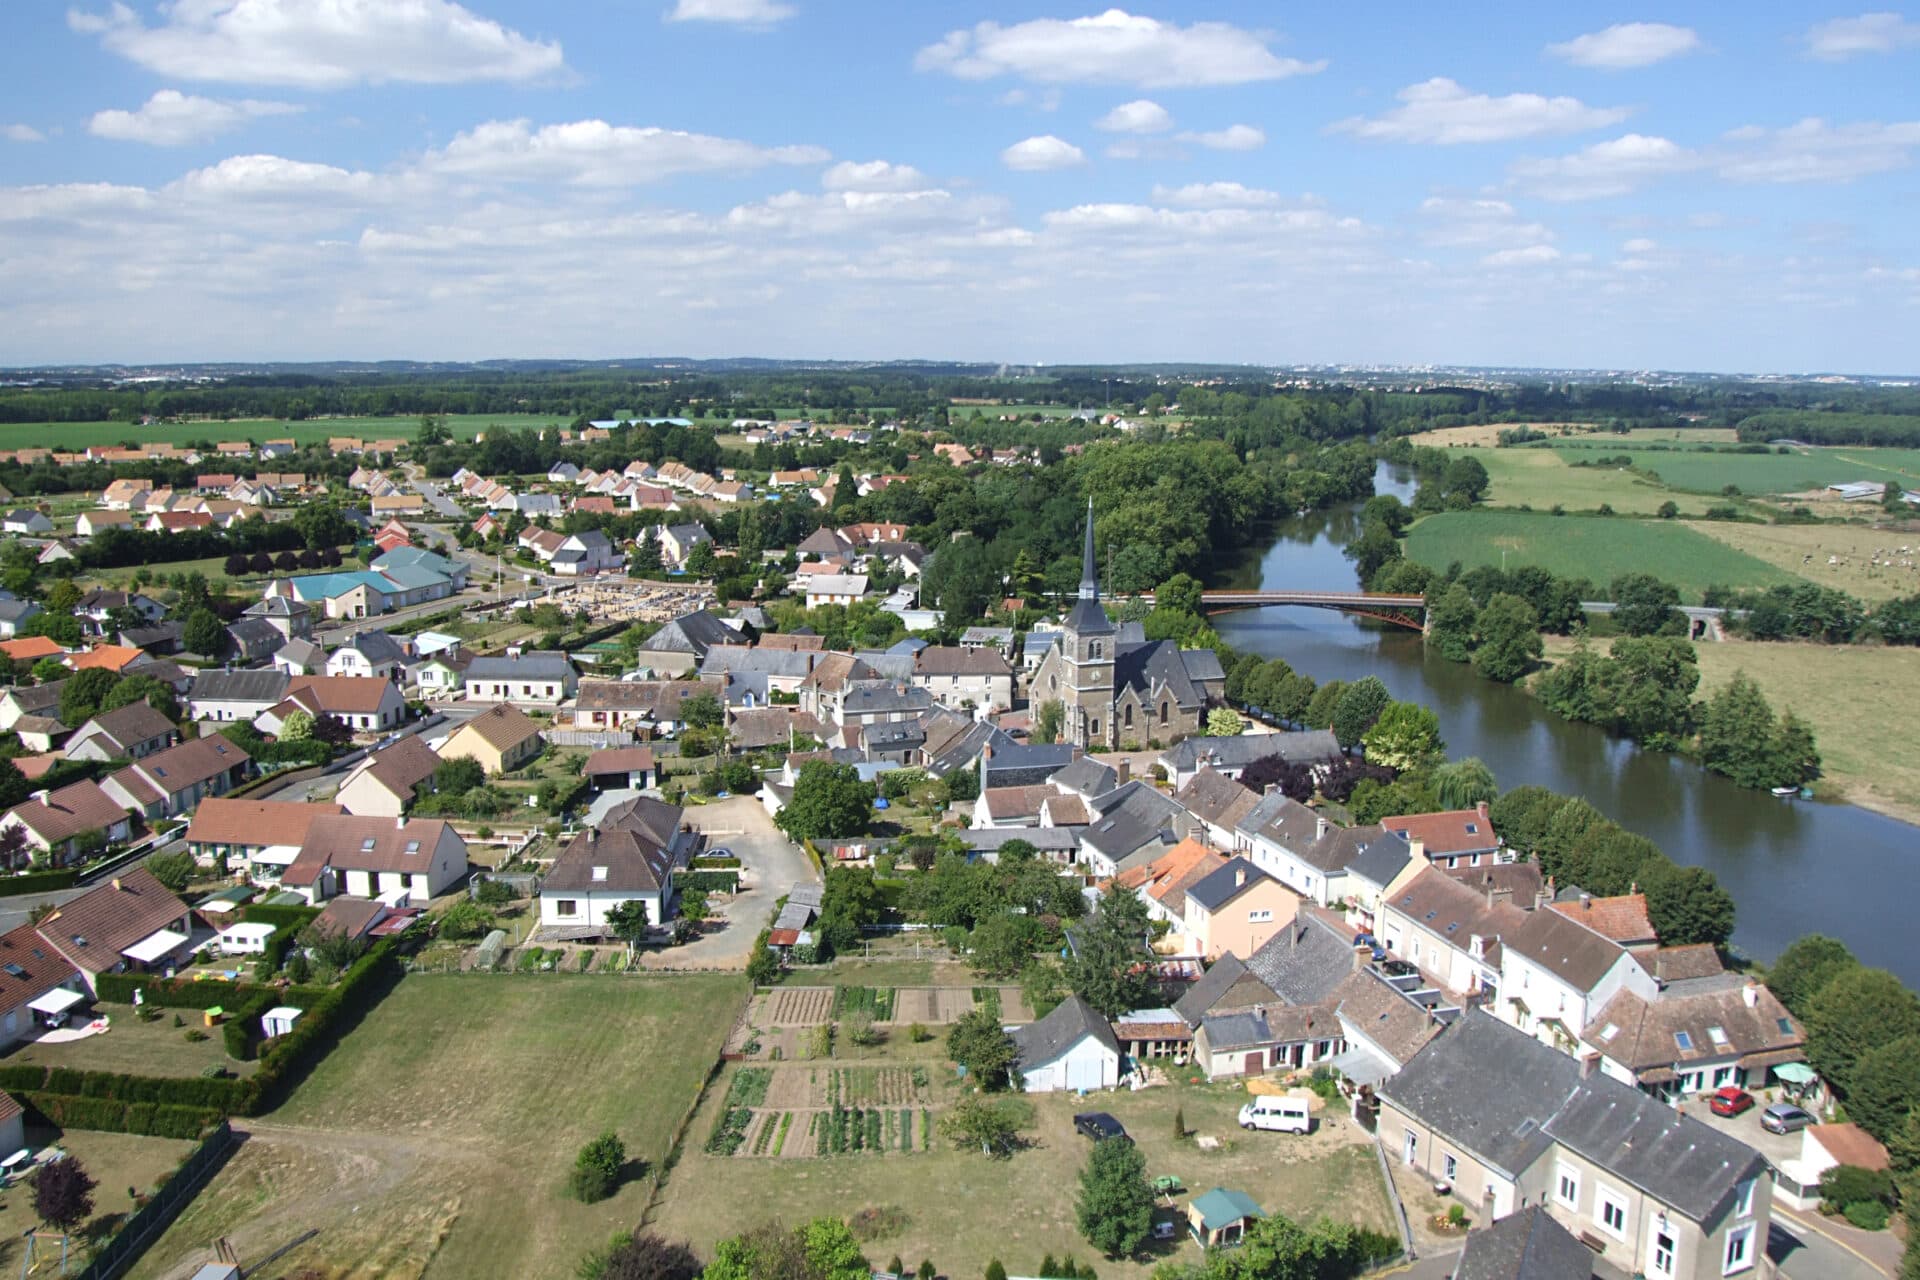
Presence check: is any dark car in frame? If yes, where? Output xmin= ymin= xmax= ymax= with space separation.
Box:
xmin=1762 ymin=1103 xmax=1814 ymax=1135
xmin=1709 ymin=1086 xmax=1755 ymax=1118
xmin=1074 ymin=1112 xmax=1130 ymax=1143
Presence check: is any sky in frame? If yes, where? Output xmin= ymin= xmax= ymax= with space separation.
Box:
xmin=2 ymin=2 xmax=1917 ymax=374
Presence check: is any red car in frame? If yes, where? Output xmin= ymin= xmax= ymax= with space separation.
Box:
xmin=1710 ymin=1086 xmax=1755 ymax=1117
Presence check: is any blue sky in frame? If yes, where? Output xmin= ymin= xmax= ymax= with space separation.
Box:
xmin=2 ymin=2 xmax=1917 ymax=372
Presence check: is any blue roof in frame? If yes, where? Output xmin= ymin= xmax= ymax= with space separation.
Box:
xmin=284 ymin=570 xmax=398 ymax=601
xmin=376 ymin=562 xmax=453 ymax=591
xmin=373 ymin=545 xmax=459 ymax=576
xmin=1190 ymin=1188 xmax=1264 ymax=1231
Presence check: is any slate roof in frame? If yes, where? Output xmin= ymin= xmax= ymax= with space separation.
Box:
xmin=75 ymin=700 xmax=175 ymax=753
xmin=1235 ymin=788 xmax=1324 ymax=852
xmin=1201 ymin=1011 xmax=1275 ymax=1052
xmin=1174 ymin=954 xmax=1279 ymax=1027
xmin=1453 ymin=1205 xmax=1593 ymax=1280
xmin=978 ymin=742 xmax=1076 ymax=788
xmin=1246 ymin=913 xmax=1360 ymax=1006
xmin=1112 ymin=639 xmax=1209 ymax=710
xmin=189 ymin=668 xmax=292 ymax=707
xmin=839 ymin=681 xmax=933 ymax=718
xmin=1050 ymin=756 xmax=1118 ymax=798
xmin=225 ymin=618 xmax=287 ymax=661
xmin=1174 ymin=767 xmax=1259 ymax=833
xmin=464 ymin=652 xmax=575 ymax=682
xmin=951 ymin=827 xmax=1082 ymax=858
xmin=924 ymin=720 xmax=1004 ymax=777
xmin=596 ymin=794 xmax=685 ymax=852
xmin=1009 ymin=993 xmax=1119 ymax=1070
xmin=1344 ymin=828 xmax=1416 ymax=890
xmin=700 ymin=645 xmax=816 ymax=680
xmin=1082 ymin=781 xmax=1187 ymax=865
xmin=1503 ymin=907 xmax=1632 ymax=992
xmin=638 ymin=610 xmax=736 ymax=659
xmin=340 ymin=629 xmax=408 ymax=665
xmin=1185 ymin=857 xmax=1276 ymax=913
xmin=1301 ymin=822 xmax=1393 ymax=876
xmin=1164 ymin=729 xmax=1340 ymax=775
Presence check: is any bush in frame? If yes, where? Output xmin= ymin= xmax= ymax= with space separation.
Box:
xmin=569 ymin=1130 xmax=626 ymax=1204
xmin=847 ymin=1204 xmax=909 ymax=1241
xmin=1819 ymin=1164 xmax=1894 ymax=1212
xmin=1844 ymin=1200 xmax=1891 ymax=1231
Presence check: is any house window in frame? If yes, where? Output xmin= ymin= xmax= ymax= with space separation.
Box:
xmin=1090 ymin=719 xmax=1099 ymax=737
xmin=1443 ymin=1153 xmax=1457 ymax=1181
xmin=1598 ymin=1185 xmax=1629 ymax=1240
xmin=1734 ymin=1178 xmax=1755 ymax=1218
xmin=1724 ymin=1223 xmax=1754 ymax=1275
xmin=556 ymin=899 xmax=578 ymax=916
xmin=1248 ymin=909 xmax=1273 ymax=923
xmin=1555 ymin=1165 xmax=1579 ymax=1210
xmin=1651 ymin=1229 xmax=1676 ymax=1278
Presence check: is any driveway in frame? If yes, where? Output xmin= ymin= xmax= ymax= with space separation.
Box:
xmin=641 ymin=796 xmax=815 ymax=971
xmin=1686 ymin=1100 xmax=1802 ymax=1168
xmin=1772 ymin=1206 xmax=1897 ymax=1280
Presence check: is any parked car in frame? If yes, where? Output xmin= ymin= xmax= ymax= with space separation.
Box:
xmin=1074 ymin=1112 xmax=1130 ymax=1143
xmin=1709 ymin=1086 xmax=1755 ymax=1118
xmin=708 ymin=847 xmax=734 ymax=860
xmin=1239 ymin=1095 xmax=1312 ymax=1134
xmin=1762 ymin=1103 xmax=1814 ymax=1135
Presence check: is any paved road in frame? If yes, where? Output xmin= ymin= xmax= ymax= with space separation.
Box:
xmin=1773 ymin=1207 xmax=1897 ymax=1280
xmin=642 ymin=795 xmax=815 ymax=970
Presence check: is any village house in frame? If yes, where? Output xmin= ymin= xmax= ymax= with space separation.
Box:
xmin=573 ymin=677 xmax=718 ymax=733
xmin=1172 ymin=767 xmax=1261 ymax=848
xmin=0 ymin=925 xmax=87 ymax=1051
xmin=1381 ymin=804 xmax=1502 ymax=870
xmin=0 ymin=779 xmax=134 ymax=864
xmin=186 ymin=669 xmax=293 ymax=723
xmin=438 ymin=702 xmax=544 ymax=775
xmin=31 ymin=868 xmax=198 ymax=994
xmin=539 ymin=827 xmax=680 ymax=934
xmin=1160 ymin=730 xmax=1342 ymax=791
xmin=658 ymin=523 xmax=712 ymax=568
xmin=912 ymin=645 xmax=1014 ymax=711
xmin=583 ymin=746 xmax=657 ymax=791
xmin=1181 ymin=857 xmax=1300 ymax=962
xmin=333 ymin=735 xmax=441 ymax=818
xmin=463 ymin=651 xmax=577 ymax=705
xmin=258 ymin=675 xmax=408 ymax=735
xmin=1581 ymin=971 xmax=1805 ymax=1100
xmin=1115 ymin=837 xmax=1228 ymax=935
xmin=1498 ymin=908 xmax=1659 ymax=1055
xmin=0 ymin=601 xmax=43 ymax=640
xmin=1379 ymin=866 xmax=1525 ymax=1003
xmin=325 ymin=630 xmax=408 ymax=682
xmin=100 ymin=734 xmax=251 ymax=820
xmin=63 ymin=701 xmax=178 ymax=763
xmin=803 ymin=574 xmax=868 ymax=610
xmin=185 ymin=799 xmax=345 ymax=885
xmin=280 ymin=815 xmax=468 ymax=903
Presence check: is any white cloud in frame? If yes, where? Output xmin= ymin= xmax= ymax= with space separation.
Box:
xmin=1547 ymin=23 xmax=1701 ymax=69
xmin=1331 ymin=78 xmax=1629 ymax=144
xmin=820 ymin=160 xmax=931 ymax=192
xmin=1151 ymin=181 xmax=1281 ymax=206
xmin=3 ymin=124 xmax=44 ymax=143
xmin=917 ymin=10 xmax=1325 ymax=88
xmin=424 ymin=119 xmax=829 ymax=186
xmin=664 ymin=0 xmax=795 ymax=27
xmin=1178 ymin=124 xmax=1265 ymax=150
xmin=1418 ymin=196 xmax=1555 ymax=249
xmin=1623 ymin=237 xmax=1658 ymax=253
xmin=1717 ymin=117 xmax=1920 ymax=184
xmin=170 ymin=153 xmax=380 ymax=201
xmin=88 ymin=90 xmax=300 ymax=146
xmin=1510 ymin=133 xmax=1699 ymax=199
xmin=69 ymin=0 xmax=566 ymax=88
xmin=1000 ymin=135 xmax=1086 ymax=171
xmin=996 ymin=88 xmax=1062 ymax=111
xmin=1804 ymin=12 xmax=1920 ymax=60
xmin=1095 ymin=99 xmax=1172 ymax=134
xmin=1482 ymin=245 xmax=1562 ymax=267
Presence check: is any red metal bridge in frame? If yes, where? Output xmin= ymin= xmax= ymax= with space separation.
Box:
xmin=1178 ymin=591 xmax=1430 ymax=630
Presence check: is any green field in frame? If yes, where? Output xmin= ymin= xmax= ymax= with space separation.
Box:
xmin=1405 ymin=510 xmax=1798 ymax=601
xmin=131 ymin=972 xmax=747 ymax=1280
xmin=1470 ymin=448 xmax=1721 ymax=515
xmin=0 ymin=412 xmax=566 ymax=453
xmin=1530 ymin=442 xmax=1920 ymax=495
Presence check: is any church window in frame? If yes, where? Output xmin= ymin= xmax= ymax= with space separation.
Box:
xmin=1124 ymin=705 xmax=1133 ymax=728
xmin=1090 ymin=719 xmax=1100 ymax=737
xmin=1160 ymin=701 xmax=1169 ymax=724
xmin=1091 ymin=641 xmax=1102 ymax=659
xmin=1049 ymin=674 xmax=1057 ymax=692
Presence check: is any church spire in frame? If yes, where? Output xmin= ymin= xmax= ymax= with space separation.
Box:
xmin=1078 ymin=497 xmax=1099 ymax=601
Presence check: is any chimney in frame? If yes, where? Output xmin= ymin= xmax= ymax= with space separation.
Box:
xmin=1581 ymin=894 xmax=1592 ymax=910
xmin=1580 ymin=1052 xmax=1601 ymax=1079
xmin=30 ymin=790 xmax=49 ymax=806
xmin=1743 ymin=982 xmax=1759 ymax=1009
xmin=1118 ymin=759 xmax=1131 ymax=786
xmin=111 ymin=878 xmax=122 ymax=892
xmin=1235 ymin=866 xmax=1247 ymax=887
xmin=1476 ymin=800 xmax=1490 ymax=822
xmin=1409 ymin=837 xmax=1425 ymax=863
xmin=1316 ymin=816 xmax=1329 ymax=840
xmin=1486 ymin=880 xmax=1496 ymax=909
xmin=1264 ymin=783 xmax=1277 ymax=796
xmin=395 ymin=817 xmax=406 ymax=830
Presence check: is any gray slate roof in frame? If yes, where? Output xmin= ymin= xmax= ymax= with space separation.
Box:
xmin=1082 ymin=781 xmax=1187 ymax=863
xmin=839 ymin=681 xmax=933 ymax=717
xmin=1164 ymin=729 xmax=1341 ymax=775
xmin=465 ymin=651 xmax=575 ymax=681
xmin=639 ymin=610 xmax=736 ymax=659
xmin=1345 ymin=828 xmax=1416 ymax=890
xmin=979 ymin=742 xmax=1076 ymax=789
xmin=189 ymin=668 xmax=292 ymax=706
xmin=1050 ymin=756 xmax=1118 ymax=798
xmin=1009 ymin=993 xmax=1119 ymax=1070
xmin=1185 ymin=857 xmax=1273 ymax=913
xmin=1454 ymin=1206 xmax=1594 ymax=1280
xmin=1200 ymin=1011 xmax=1273 ymax=1052
xmin=1246 ymin=914 xmax=1359 ymax=1006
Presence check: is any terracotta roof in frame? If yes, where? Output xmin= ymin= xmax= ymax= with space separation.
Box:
xmin=583 ymin=746 xmax=655 ymax=776
xmin=0 ymin=637 xmax=64 ymax=661
xmin=313 ymin=896 xmax=384 ymax=940
xmin=1549 ymin=893 xmax=1657 ymax=945
xmin=358 ymin=734 xmax=441 ymax=797
xmin=914 ymin=646 xmax=1012 ymax=677
xmin=186 ymin=798 xmax=343 ymax=849
xmin=115 ymin=733 xmax=250 ymax=796
xmin=1811 ymin=1123 xmax=1890 ymax=1172
xmin=284 ymin=675 xmax=401 ymax=715
xmin=68 ymin=645 xmax=145 ymax=672
xmin=448 ymin=703 xmax=543 ymax=752
xmin=6 ymin=779 xmax=131 ymax=845
xmin=283 ymin=815 xmax=456 ymax=883
xmin=1115 ymin=837 xmax=1227 ymax=918
xmin=36 ymin=867 xmax=188 ymax=970
xmin=1043 ymin=793 xmax=1091 ymax=826
xmin=544 ymin=828 xmax=675 ymax=895
xmin=10 ymin=753 xmax=60 ymax=781
xmin=1381 ymin=804 xmax=1499 ymax=855
xmin=0 ymin=924 xmax=80 ymax=1020
xmin=980 ymin=784 xmax=1053 ymax=821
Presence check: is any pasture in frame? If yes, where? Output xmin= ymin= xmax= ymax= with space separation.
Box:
xmin=1532 ymin=441 xmax=1920 ymax=496
xmin=1687 ymin=520 xmax=1920 ymax=603
xmin=1406 ymin=424 xmax=1737 ymax=448
xmin=0 ymin=412 xmax=562 ymax=454
xmin=1467 ymin=448 xmax=1720 ymax=515
xmin=1405 ymin=511 xmax=1797 ymax=601
xmin=129 ymin=972 xmax=747 ymax=1280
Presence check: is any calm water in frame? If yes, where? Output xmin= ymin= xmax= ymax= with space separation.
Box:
xmin=1211 ymin=464 xmax=1920 ymax=982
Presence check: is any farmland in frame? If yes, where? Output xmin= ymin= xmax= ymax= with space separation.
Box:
xmin=1405 ymin=511 xmax=1798 ymax=601
xmin=129 ymin=972 xmax=747 ymax=1280
xmin=1463 ymin=448 xmax=1721 ymax=515
xmin=1688 ymin=520 xmax=1920 ymax=603
xmin=1530 ymin=441 xmax=1920 ymax=496
xmin=0 ymin=412 xmax=564 ymax=453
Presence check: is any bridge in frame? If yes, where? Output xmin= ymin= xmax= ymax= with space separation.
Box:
xmin=1184 ymin=591 xmax=1431 ymax=630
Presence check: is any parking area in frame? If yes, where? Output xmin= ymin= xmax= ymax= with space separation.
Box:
xmin=1685 ymin=1097 xmax=1805 ymax=1168
xmin=639 ymin=795 xmax=816 ymax=971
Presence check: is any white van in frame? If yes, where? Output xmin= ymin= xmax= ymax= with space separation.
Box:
xmin=1238 ymin=1095 xmax=1312 ymax=1134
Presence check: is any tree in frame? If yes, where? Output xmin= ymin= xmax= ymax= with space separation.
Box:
xmin=1637 ymin=862 xmax=1736 ymax=947
xmin=1033 ymin=699 xmax=1064 ymax=745
xmin=32 ymin=1156 xmax=95 ymax=1232
xmin=569 ymin=1130 xmax=626 ymax=1204
xmin=1156 ymin=573 xmax=1203 ymax=617
xmin=939 ymin=1096 xmax=1023 ymax=1157
xmin=58 ymin=667 xmax=121 ymax=727
xmin=801 ymin=1217 xmax=869 ymax=1280
xmin=437 ymin=900 xmax=492 ymax=940
xmin=682 ymin=692 xmax=724 ymax=730
xmin=605 ymin=899 xmax=655 ymax=950
xmin=1611 ymin=573 xmax=1682 ymax=636
xmin=678 ymin=886 xmax=709 ymax=925
xmin=1431 ymin=757 xmax=1497 ymax=810
xmin=436 ymin=756 xmax=487 ymax=793
xmin=1205 ymin=707 xmax=1244 ymax=737
xmin=278 ymin=709 xmax=315 ymax=742
xmin=987 ymin=1261 xmax=1008 ymax=1280
xmin=703 ymin=1222 xmax=812 ymax=1280
xmin=1302 ymin=679 xmax=1345 ymax=730
xmin=1471 ymin=593 xmax=1542 ymax=682
xmin=1330 ymin=676 xmax=1389 ymax=750
xmin=1360 ymin=702 xmax=1444 ymax=772
xmin=311 ymin=714 xmax=352 ymax=746
xmin=1425 ymin=584 xmax=1477 ymax=662
xmin=1697 ymin=672 xmax=1789 ymax=789
xmin=947 ymin=1008 xmax=1018 ymax=1091
xmin=1805 ymin=967 xmax=1920 ymax=1096
xmin=1066 ymin=886 xmax=1157 ymax=1020
xmin=1658 ymin=500 xmax=1680 ymax=519
xmin=1848 ymin=1036 xmax=1920 ymax=1142
xmin=776 ymin=761 xmax=874 ymax=843
xmin=0 ymin=758 xmax=29 ymax=811
xmin=1076 ymin=1137 xmax=1154 ymax=1258
xmin=30 ymin=656 xmax=66 ymax=684
xmin=1767 ymin=936 xmax=1857 ymax=1019
xmin=181 ymin=606 xmax=227 ymax=657
xmin=100 ymin=673 xmax=181 ymax=722
xmin=746 ymin=931 xmax=780 ymax=986
xmin=147 ymin=850 xmax=195 ymax=892
xmin=969 ymin=911 xmax=1044 ymax=979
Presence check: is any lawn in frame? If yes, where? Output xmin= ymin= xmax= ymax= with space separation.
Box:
xmin=1466 ymin=448 xmax=1720 ymax=515
xmin=1406 ymin=424 xmax=1738 ymax=448
xmin=0 ymin=1129 xmax=197 ymax=1275
xmin=1533 ymin=442 xmax=1920 ymax=495
xmin=1405 ymin=510 xmax=1798 ymax=601
xmin=654 ymin=1049 xmax=1393 ymax=1277
xmin=6 ymin=1005 xmax=261 ymax=1080
xmin=1687 ymin=520 xmax=1920 ymax=602
xmin=129 ymin=972 xmax=748 ymax=1280
xmin=82 ymin=556 xmax=275 ymax=591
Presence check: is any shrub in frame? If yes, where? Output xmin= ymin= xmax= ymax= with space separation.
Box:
xmin=847 ymin=1204 xmax=909 ymax=1241
xmin=569 ymin=1130 xmax=626 ymax=1204
xmin=1819 ymin=1164 xmax=1894 ymax=1213
xmin=1446 ymin=1203 xmax=1467 ymax=1227
xmin=1844 ymin=1200 xmax=1890 ymax=1231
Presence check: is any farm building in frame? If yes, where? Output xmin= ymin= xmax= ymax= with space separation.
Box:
xmin=1009 ymin=993 xmax=1121 ymax=1094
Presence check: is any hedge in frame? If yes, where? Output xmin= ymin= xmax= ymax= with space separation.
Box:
xmin=239 ymin=904 xmax=321 ymax=931
xmin=246 ymin=936 xmax=405 ymax=1114
xmin=0 ymin=1065 xmax=248 ymax=1111
xmin=0 ymin=869 xmax=79 ymax=897
xmin=675 ymin=870 xmax=740 ymax=894
xmin=691 ymin=856 xmax=742 ymax=869
xmin=97 ymin=972 xmax=273 ymax=1010
xmin=21 ymin=1093 xmax=222 ymax=1139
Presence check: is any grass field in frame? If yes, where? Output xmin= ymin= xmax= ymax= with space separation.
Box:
xmin=1468 ymin=448 xmax=1722 ymax=515
xmin=0 ymin=1129 xmax=196 ymax=1275
xmin=654 ymin=1049 xmax=1392 ymax=1277
xmin=1406 ymin=424 xmax=1739 ymax=448
xmin=1687 ymin=520 xmax=1920 ymax=602
xmin=1541 ymin=634 xmax=1920 ymax=825
xmin=0 ymin=412 xmax=568 ymax=453
xmin=7 ymin=1005 xmax=261 ymax=1079
xmin=1406 ymin=510 xmax=1798 ymax=601
xmin=1530 ymin=442 xmax=1920 ymax=495
xmin=130 ymin=972 xmax=747 ymax=1280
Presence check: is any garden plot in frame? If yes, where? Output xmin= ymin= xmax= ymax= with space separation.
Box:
xmin=720 ymin=1064 xmax=937 ymax=1160
xmin=762 ymin=986 xmax=835 ymax=1026
xmin=885 ymin=985 xmax=1030 ymax=1025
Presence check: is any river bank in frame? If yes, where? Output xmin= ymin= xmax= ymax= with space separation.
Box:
xmin=1538 ymin=632 xmax=1920 ymax=828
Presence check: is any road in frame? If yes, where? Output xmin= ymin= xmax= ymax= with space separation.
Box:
xmin=642 ymin=795 xmax=815 ymax=970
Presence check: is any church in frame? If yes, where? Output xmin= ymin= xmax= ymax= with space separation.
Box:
xmin=1031 ymin=502 xmax=1227 ymax=750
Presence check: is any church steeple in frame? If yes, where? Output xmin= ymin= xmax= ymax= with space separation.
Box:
xmin=1078 ymin=497 xmax=1099 ymax=602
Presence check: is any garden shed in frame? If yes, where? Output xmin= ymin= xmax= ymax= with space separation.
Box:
xmin=216 ymin=922 xmax=278 ymax=956
xmin=261 ymin=1006 xmax=303 ymax=1038
xmin=1188 ymin=1187 xmax=1264 ymax=1247
xmin=1008 ymin=994 xmax=1121 ymax=1094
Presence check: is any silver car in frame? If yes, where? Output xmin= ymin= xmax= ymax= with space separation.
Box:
xmin=1761 ymin=1102 xmax=1814 ymax=1135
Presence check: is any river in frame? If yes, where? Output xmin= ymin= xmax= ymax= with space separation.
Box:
xmin=1210 ymin=463 xmax=1918 ymax=984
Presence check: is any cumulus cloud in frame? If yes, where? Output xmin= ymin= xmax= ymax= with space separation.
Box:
xmin=68 ymin=0 xmax=566 ymax=88
xmin=1178 ymin=124 xmax=1265 ymax=150
xmin=1547 ymin=23 xmax=1701 ymax=69
xmin=424 ymin=119 xmax=830 ymax=186
xmin=1510 ymin=133 xmax=1699 ymax=199
xmin=3 ymin=124 xmax=44 ymax=143
xmin=1417 ymin=196 xmax=1555 ymax=249
xmin=1481 ymin=245 xmax=1562 ymax=267
xmin=1804 ymin=12 xmax=1920 ymax=59
xmin=917 ymin=10 xmax=1325 ymax=88
xmin=1000 ymin=135 xmax=1086 ymax=171
xmin=820 ymin=160 xmax=930 ymax=192
xmin=664 ymin=0 xmax=795 ymax=27
xmin=88 ymin=89 xmax=300 ymax=146
xmin=1150 ymin=181 xmax=1281 ymax=206
xmin=170 ymin=153 xmax=380 ymax=201
xmin=1331 ymin=78 xmax=1629 ymax=144
xmin=1717 ymin=117 xmax=1920 ymax=184
xmin=1095 ymin=99 xmax=1173 ymax=134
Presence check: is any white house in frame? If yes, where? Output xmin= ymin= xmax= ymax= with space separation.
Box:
xmin=462 ymin=651 xmax=577 ymax=704
xmin=538 ymin=828 xmax=679 ymax=933
xmin=1498 ymin=908 xmax=1658 ymax=1054
xmin=804 ymin=574 xmax=868 ymax=610
xmin=1010 ymin=994 xmax=1122 ymax=1093
xmin=325 ymin=630 xmax=408 ymax=683
xmin=279 ymin=815 xmax=468 ymax=903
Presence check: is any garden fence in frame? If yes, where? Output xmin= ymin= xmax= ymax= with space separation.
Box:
xmin=72 ymin=1120 xmax=238 ymax=1280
